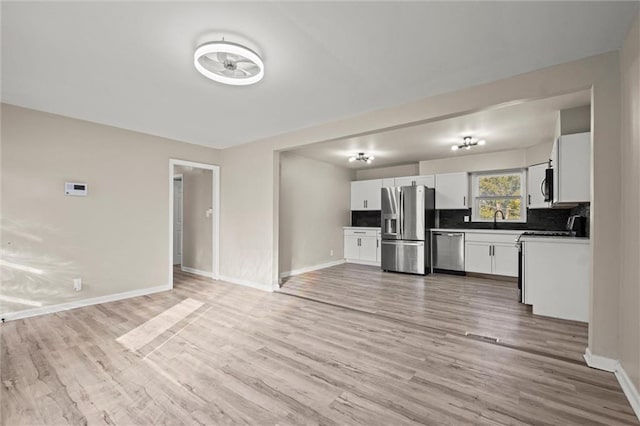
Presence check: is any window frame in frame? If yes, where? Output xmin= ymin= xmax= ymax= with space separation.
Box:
xmin=471 ymin=169 xmax=527 ymax=223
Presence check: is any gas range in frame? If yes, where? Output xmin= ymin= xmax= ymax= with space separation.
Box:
xmin=515 ymin=230 xmax=572 ymax=246
xmin=519 ymin=230 xmax=572 ymax=237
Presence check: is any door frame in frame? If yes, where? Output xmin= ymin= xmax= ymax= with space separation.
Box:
xmin=172 ymin=174 xmax=183 ymax=266
xmin=169 ymin=159 xmax=220 ymax=287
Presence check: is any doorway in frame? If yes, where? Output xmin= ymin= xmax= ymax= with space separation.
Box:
xmin=173 ymin=175 xmax=183 ymax=266
xmin=169 ymin=159 xmax=220 ymax=288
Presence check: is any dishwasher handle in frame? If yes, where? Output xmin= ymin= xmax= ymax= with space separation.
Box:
xmin=433 ymin=232 xmax=464 ymax=237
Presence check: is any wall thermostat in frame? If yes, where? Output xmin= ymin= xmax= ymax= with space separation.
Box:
xmin=65 ymin=182 xmax=88 ymax=196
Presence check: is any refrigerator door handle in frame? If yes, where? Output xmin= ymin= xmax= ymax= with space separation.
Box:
xmin=399 ymin=190 xmax=403 ymax=238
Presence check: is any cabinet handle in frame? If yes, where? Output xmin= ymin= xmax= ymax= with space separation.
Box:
xmin=463 ymin=196 xmax=466 ymax=206
xmin=376 ymin=240 xmax=379 ymax=248
xmin=358 ymin=238 xmax=361 ymax=246
xmin=489 ymin=245 xmax=492 ymax=257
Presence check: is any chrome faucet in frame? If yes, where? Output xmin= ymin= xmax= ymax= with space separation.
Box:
xmin=493 ymin=210 xmax=505 ymax=229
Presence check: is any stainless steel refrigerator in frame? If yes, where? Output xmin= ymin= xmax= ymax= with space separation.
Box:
xmin=381 ymin=185 xmax=435 ymax=275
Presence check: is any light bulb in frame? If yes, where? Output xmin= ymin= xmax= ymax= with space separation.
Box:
xmin=348 ymin=157 xmax=356 ymax=162
xmin=466 ymin=146 xmax=471 ymax=150
xmin=478 ymin=140 xmax=486 ymax=146
xmin=451 ymin=146 xmax=459 ymax=151
xmin=366 ymin=159 xmax=372 ymax=164
xmin=368 ymin=156 xmax=375 ymax=161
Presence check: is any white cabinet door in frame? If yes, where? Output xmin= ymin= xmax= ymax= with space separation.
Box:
xmin=364 ymin=180 xmax=382 ymax=210
xmin=351 ymin=180 xmax=382 ymax=210
xmin=395 ymin=175 xmax=435 ymax=188
xmin=492 ymin=244 xmax=519 ymax=277
xmin=393 ymin=176 xmax=416 ymax=187
xmin=344 ymin=235 xmax=360 ymax=260
xmin=551 ymin=138 xmax=559 ymax=204
xmin=465 ymin=242 xmax=492 ymax=274
xmin=435 ymin=172 xmax=469 ymax=209
xmin=360 ymin=237 xmax=378 ymax=262
xmin=415 ymin=175 xmax=435 ymax=188
xmin=382 ymin=178 xmax=395 ymax=188
xmin=557 ymin=132 xmax=590 ymax=203
xmin=527 ymin=163 xmax=550 ymax=209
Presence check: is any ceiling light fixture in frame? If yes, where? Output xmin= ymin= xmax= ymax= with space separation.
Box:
xmin=451 ymin=136 xmax=486 ymax=151
xmin=348 ymin=152 xmax=375 ymax=164
xmin=194 ymin=40 xmax=264 ymax=86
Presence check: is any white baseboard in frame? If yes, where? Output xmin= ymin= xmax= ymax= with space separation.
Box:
xmin=1 ymin=284 xmax=172 ymax=322
xmin=279 ymin=259 xmax=345 ymax=279
xmin=584 ymin=348 xmax=640 ymax=421
xmin=345 ymin=259 xmax=381 ymax=267
xmin=218 ymin=275 xmax=274 ymax=292
xmin=584 ymin=347 xmax=620 ymax=372
xmin=180 ymin=266 xmax=214 ymax=279
xmin=616 ymin=363 xmax=640 ymax=420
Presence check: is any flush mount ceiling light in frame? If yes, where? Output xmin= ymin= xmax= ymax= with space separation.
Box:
xmin=451 ymin=136 xmax=486 ymax=151
xmin=194 ymin=40 xmax=264 ymax=86
xmin=348 ymin=152 xmax=375 ymax=164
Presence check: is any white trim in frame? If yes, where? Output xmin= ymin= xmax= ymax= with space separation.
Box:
xmin=584 ymin=348 xmax=640 ymax=421
xmin=583 ymin=347 xmax=620 ymax=372
xmin=279 ymin=259 xmax=345 ymax=279
xmin=219 ymin=275 xmax=274 ymax=292
xmin=169 ymin=159 xmax=220 ymax=290
xmin=1 ymin=284 xmax=172 ymax=322
xmin=181 ymin=266 xmax=214 ymax=279
xmin=345 ymin=259 xmax=382 ymax=267
xmin=615 ymin=364 xmax=640 ymax=421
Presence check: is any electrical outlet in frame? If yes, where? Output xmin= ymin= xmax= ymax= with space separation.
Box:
xmin=73 ymin=278 xmax=82 ymax=292
xmin=464 ymin=216 xmax=470 ymax=222
xmin=330 ymin=250 xmax=334 ymax=257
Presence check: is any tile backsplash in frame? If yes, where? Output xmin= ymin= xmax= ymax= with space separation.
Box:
xmin=438 ymin=204 xmax=590 ymax=234
xmin=352 ymin=205 xmax=590 ymax=235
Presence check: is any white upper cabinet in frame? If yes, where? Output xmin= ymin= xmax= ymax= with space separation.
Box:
xmin=435 ymin=172 xmax=469 ymax=210
xmin=350 ymin=179 xmax=382 ymax=210
xmin=394 ymin=175 xmax=435 ymax=188
xmin=382 ymin=178 xmax=395 ymax=188
xmin=552 ymin=132 xmax=591 ymax=204
xmin=527 ymin=163 xmax=551 ymax=209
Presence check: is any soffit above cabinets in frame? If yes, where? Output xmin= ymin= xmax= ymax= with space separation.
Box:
xmin=287 ymin=91 xmax=591 ymax=168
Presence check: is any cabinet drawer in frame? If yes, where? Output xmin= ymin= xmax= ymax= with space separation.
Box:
xmin=344 ymin=229 xmax=378 ymax=238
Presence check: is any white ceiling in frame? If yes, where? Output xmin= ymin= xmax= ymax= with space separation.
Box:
xmin=1 ymin=2 xmax=637 ymax=149
xmin=287 ymin=90 xmax=591 ymax=168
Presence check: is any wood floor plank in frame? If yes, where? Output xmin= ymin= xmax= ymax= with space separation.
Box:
xmin=0 ymin=265 xmax=637 ymax=425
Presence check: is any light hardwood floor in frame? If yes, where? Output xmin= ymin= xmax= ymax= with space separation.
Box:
xmin=1 ymin=264 xmax=637 ymax=425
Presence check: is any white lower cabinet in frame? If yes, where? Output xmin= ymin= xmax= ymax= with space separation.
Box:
xmin=344 ymin=228 xmax=381 ymax=266
xmin=492 ymin=244 xmax=519 ymax=277
xmin=464 ymin=233 xmax=519 ymax=277
xmin=464 ymin=242 xmax=493 ymax=274
xmin=523 ymin=238 xmax=589 ymax=322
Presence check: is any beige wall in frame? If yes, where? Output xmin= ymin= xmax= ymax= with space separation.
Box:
xmin=619 ymin=12 xmax=640 ymax=394
xmin=355 ymin=163 xmax=418 ymax=180
xmin=0 ymin=105 xmax=220 ymax=314
xmin=279 ymin=153 xmax=351 ymax=275
xmin=175 ymin=166 xmax=213 ymax=273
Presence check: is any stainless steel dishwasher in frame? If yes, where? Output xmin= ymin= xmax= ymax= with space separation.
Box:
xmin=431 ymin=231 xmax=465 ymax=274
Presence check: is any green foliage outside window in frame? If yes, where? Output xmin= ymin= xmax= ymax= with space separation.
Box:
xmin=475 ymin=174 xmax=523 ymax=221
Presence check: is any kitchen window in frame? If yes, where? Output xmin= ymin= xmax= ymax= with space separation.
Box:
xmin=471 ymin=170 xmax=526 ymax=222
